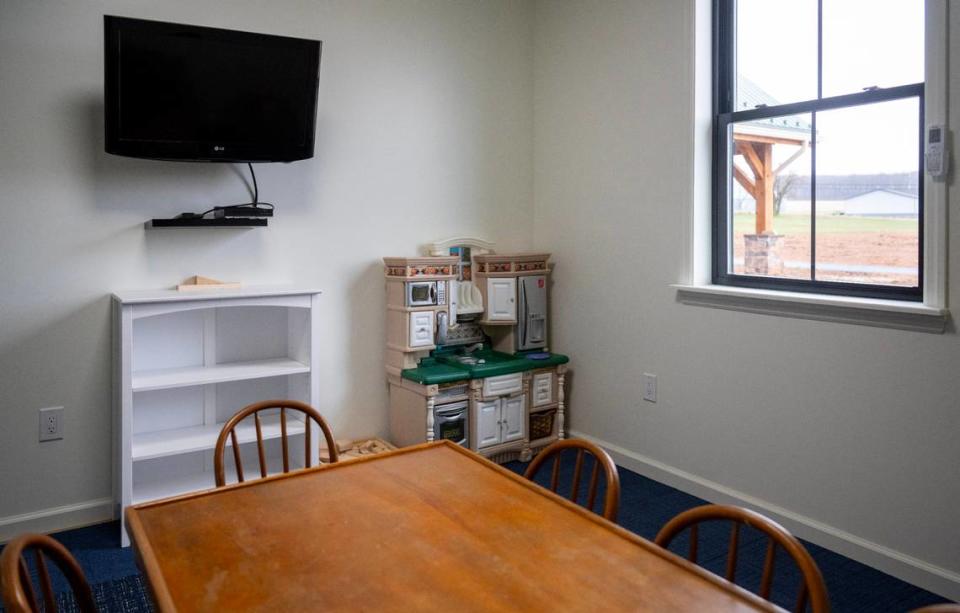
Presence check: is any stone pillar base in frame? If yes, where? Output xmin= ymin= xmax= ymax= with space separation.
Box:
xmin=743 ymin=233 xmax=783 ymax=276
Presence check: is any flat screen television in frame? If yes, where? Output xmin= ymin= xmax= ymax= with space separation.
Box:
xmin=104 ymin=16 xmax=321 ymax=163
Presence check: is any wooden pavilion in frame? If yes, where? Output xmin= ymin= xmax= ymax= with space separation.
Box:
xmin=732 ymin=77 xmax=811 ymax=236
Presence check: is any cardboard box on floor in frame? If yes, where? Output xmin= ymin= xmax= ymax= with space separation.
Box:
xmin=320 ymin=437 xmax=398 ymax=463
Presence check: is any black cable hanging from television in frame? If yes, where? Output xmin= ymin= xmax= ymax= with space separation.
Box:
xmin=239 ymin=162 xmax=274 ymax=212
xmin=245 ymin=163 xmax=273 ymax=209
xmin=191 ymin=163 xmax=275 ymax=220
xmin=160 ymin=163 xmax=275 ymax=227
xmin=249 ymin=163 xmax=259 ymax=204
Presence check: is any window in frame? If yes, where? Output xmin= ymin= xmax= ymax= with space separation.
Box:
xmin=713 ymin=0 xmax=925 ymax=301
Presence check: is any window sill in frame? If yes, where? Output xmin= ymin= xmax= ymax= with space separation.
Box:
xmin=673 ymin=284 xmax=948 ymax=333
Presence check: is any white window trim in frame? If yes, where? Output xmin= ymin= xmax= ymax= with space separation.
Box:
xmin=678 ymin=0 xmax=949 ymax=334
xmin=672 ymin=284 xmax=946 ymax=333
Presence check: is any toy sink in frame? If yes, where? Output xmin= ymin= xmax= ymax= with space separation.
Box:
xmin=436 ymin=349 xmax=530 ymax=377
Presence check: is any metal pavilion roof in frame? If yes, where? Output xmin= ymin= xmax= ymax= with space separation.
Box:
xmin=735 ymin=76 xmax=812 ymax=137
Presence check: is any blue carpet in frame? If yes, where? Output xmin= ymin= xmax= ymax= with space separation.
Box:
xmin=504 ymin=456 xmax=953 ymax=612
xmin=0 ymin=522 xmax=146 ymax=613
xmin=2 ymin=459 xmax=952 ymax=612
xmin=56 ymin=575 xmax=152 ymax=613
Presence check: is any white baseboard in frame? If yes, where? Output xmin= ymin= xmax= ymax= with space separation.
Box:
xmin=0 ymin=498 xmax=115 ymax=544
xmin=569 ymin=429 xmax=960 ymax=603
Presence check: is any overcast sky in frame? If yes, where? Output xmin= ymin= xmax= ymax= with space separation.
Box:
xmin=736 ymin=0 xmax=924 ymax=175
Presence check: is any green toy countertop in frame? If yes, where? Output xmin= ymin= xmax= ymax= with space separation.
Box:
xmin=398 ymin=361 xmax=470 ymax=385
xmin=401 ymin=350 xmax=569 ymax=385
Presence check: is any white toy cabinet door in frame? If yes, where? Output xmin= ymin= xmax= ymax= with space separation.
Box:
xmin=486 ymin=277 xmax=516 ymax=321
xmin=408 ymin=310 xmax=435 ymax=348
xmin=476 ymin=399 xmax=502 ymax=449
xmin=502 ymin=394 xmax=525 ymax=443
xmin=531 ymin=371 xmax=554 ymax=407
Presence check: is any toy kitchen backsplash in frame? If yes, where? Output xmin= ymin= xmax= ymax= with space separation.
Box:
xmin=383 ymin=238 xmax=569 ymax=465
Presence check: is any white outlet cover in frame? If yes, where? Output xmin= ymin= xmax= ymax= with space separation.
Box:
xmin=39 ymin=406 xmax=64 ymax=442
xmin=643 ymin=373 xmax=657 ymax=403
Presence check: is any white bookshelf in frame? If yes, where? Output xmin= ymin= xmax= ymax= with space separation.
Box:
xmin=132 ymin=358 xmax=310 ymax=392
xmin=131 ymin=444 xmax=301 ymax=505
xmin=113 ymin=287 xmax=321 ymax=546
xmin=131 ymin=413 xmax=307 ymax=461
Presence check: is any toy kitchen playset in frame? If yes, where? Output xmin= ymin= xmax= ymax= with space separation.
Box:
xmin=384 ymin=238 xmax=569 ymax=464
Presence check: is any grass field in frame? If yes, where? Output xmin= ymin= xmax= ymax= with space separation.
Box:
xmin=733 ymin=213 xmax=918 ymax=235
xmin=731 ymin=212 xmax=919 ymax=286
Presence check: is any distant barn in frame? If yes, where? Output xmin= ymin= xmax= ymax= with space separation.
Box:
xmin=780 ymin=186 xmax=919 ymax=218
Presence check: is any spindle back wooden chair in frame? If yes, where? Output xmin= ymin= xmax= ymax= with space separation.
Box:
xmin=0 ymin=533 xmax=96 ymax=613
xmin=523 ymin=439 xmax=621 ymax=522
xmin=214 ymin=400 xmax=338 ymax=487
xmin=655 ymin=504 xmax=829 ymax=613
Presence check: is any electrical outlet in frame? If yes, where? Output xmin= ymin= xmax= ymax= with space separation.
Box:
xmin=642 ymin=373 xmax=657 ymax=403
xmin=39 ymin=406 xmax=63 ymax=442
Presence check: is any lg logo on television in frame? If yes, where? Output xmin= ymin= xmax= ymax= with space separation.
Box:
xmin=213 ymin=145 xmax=225 ymax=152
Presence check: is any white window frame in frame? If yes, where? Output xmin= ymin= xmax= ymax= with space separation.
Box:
xmin=676 ymin=0 xmax=948 ymax=333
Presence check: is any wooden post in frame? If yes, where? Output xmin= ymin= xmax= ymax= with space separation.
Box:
xmin=755 ymin=143 xmax=774 ymax=235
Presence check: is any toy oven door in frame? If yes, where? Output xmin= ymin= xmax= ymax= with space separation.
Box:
xmin=434 ymin=401 xmax=469 ymax=447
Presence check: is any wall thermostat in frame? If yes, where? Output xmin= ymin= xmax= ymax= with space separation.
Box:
xmin=925 ymin=125 xmax=949 ymax=178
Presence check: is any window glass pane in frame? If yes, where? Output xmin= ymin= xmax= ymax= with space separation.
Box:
xmin=813 ymin=98 xmax=920 ymax=286
xmin=729 ymin=113 xmax=813 ymax=280
xmin=822 ymin=0 xmax=924 ymax=97
xmin=736 ymin=0 xmax=817 ymax=108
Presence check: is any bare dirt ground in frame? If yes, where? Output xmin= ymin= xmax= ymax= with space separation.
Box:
xmin=733 ymin=232 xmax=920 ymax=286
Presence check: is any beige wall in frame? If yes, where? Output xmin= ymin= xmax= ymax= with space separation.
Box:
xmin=0 ymin=0 xmax=533 ymax=519
xmin=1 ymin=0 xmax=957 ymax=599
xmin=533 ymin=0 xmax=959 ymax=600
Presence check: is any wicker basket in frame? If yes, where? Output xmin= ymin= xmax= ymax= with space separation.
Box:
xmin=529 ymin=409 xmax=557 ymax=440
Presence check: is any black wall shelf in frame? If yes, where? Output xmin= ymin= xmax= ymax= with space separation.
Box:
xmin=147 ymin=218 xmax=268 ymax=228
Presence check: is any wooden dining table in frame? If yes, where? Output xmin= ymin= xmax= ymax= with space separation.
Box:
xmin=126 ymin=440 xmax=782 ymax=612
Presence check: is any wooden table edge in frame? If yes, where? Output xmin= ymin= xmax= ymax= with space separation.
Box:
xmin=125 ymin=440 xmax=783 ymax=612
xmin=440 ymin=442 xmax=784 ymax=612
xmin=125 ymin=505 xmax=177 ymax=612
